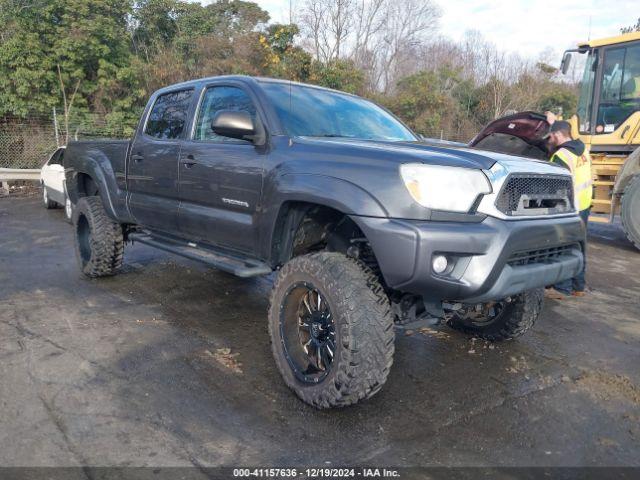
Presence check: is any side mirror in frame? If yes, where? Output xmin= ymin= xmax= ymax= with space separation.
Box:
xmin=211 ymin=110 xmax=255 ymax=141
xmin=560 ymin=52 xmax=572 ymax=75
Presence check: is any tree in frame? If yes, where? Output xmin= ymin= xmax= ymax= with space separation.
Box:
xmin=0 ymin=0 xmax=140 ymax=135
xmin=299 ymin=0 xmax=354 ymax=63
xmin=311 ymin=59 xmax=365 ymax=93
xmin=374 ymin=0 xmax=440 ymax=92
xmin=0 ymin=0 xmax=585 ymax=146
xmin=382 ymin=69 xmax=459 ymax=135
xmin=260 ymin=24 xmax=313 ymax=81
xmin=134 ymin=0 xmax=270 ymax=93
xmin=131 ymin=0 xmax=180 ymax=60
xmin=621 ymin=17 xmax=640 ymax=34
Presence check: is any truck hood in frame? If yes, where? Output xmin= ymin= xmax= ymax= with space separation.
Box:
xmin=469 ymin=111 xmax=551 ymax=160
xmin=295 ymin=136 xmax=501 ymax=170
xmin=280 ymin=133 xmax=567 ymax=222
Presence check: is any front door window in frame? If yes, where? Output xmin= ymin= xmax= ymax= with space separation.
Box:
xmin=193 ymin=86 xmax=257 ymax=142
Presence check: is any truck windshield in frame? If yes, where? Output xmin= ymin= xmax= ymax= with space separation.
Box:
xmin=260 ymin=82 xmax=417 ymax=142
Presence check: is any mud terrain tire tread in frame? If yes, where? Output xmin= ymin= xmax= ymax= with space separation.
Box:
xmin=446 ymin=288 xmax=544 ymax=341
xmin=74 ymin=196 xmax=124 ymax=277
xmin=621 ymin=174 xmax=640 ymax=251
xmin=268 ymin=252 xmax=395 ymax=409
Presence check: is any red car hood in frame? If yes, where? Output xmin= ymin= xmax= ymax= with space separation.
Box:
xmin=469 ymin=111 xmax=551 ymax=160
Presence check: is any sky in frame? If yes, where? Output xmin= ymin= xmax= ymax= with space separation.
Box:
xmin=245 ymin=0 xmax=638 ymax=63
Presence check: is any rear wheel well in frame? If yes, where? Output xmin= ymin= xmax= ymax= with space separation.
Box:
xmin=271 ymin=202 xmax=382 ymax=278
xmin=76 ymin=173 xmax=99 ymax=198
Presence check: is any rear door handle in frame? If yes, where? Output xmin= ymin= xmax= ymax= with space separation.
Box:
xmin=131 ymin=154 xmax=144 ymax=163
xmin=181 ymin=154 xmax=197 ymax=168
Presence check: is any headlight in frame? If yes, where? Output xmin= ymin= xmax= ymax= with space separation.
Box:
xmin=400 ymin=163 xmax=492 ymax=213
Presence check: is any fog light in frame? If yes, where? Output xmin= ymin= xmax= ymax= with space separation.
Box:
xmin=432 ymin=255 xmax=448 ymax=274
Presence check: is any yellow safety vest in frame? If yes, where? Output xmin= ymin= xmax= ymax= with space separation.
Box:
xmin=551 ymin=147 xmax=593 ymax=211
xmin=624 ymin=76 xmax=640 ymax=99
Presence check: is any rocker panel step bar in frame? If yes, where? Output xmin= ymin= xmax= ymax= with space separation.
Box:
xmin=128 ymin=232 xmax=272 ymax=278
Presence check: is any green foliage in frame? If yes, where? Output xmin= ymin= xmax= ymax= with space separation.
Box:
xmin=381 ymin=68 xmax=468 ymax=135
xmin=310 ymin=59 xmax=365 ymax=94
xmin=0 ymin=0 xmax=137 ymax=123
xmin=132 ymin=0 xmax=180 ymax=57
xmin=0 ymin=0 xmax=584 ymax=143
xmin=621 ymin=18 xmax=640 ymax=34
xmin=258 ymin=24 xmax=313 ymax=82
xmin=537 ymin=87 xmax=578 ymax=117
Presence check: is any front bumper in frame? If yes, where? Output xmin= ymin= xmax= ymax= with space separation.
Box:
xmin=353 ymin=214 xmax=585 ymax=303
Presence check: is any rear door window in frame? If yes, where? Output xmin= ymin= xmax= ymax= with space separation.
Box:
xmin=145 ymin=89 xmax=194 ymax=140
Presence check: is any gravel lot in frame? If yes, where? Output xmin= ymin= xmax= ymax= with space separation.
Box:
xmin=1 ymin=195 xmax=639 ymax=472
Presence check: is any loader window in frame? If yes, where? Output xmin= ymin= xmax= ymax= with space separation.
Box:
xmin=596 ymin=44 xmax=640 ymax=134
xmin=576 ymin=50 xmax=597 ymax=134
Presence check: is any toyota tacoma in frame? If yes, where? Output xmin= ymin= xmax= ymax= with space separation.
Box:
xmin=64 ymin=76 xmax=585 ymax=408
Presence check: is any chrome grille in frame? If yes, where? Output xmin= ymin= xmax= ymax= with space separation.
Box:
xmin=507 ymin=244 xmax=579 ymax=267
xmin=495 ymin=174 xmax=574 ymax=216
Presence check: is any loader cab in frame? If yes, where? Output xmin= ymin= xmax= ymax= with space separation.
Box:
xmin=561 ymin=32 xmax=640 ymax=150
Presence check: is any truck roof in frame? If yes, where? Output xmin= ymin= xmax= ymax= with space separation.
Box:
xmin=578 ymin=30 xmax=640 ymax=49
xmin=153 ymin=75 xmax=360 ymax=99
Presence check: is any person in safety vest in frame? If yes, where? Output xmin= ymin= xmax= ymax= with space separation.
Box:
xmin=622 ymin=75 xmax=640 ymax=100
xmin=544 ymin=115 xmax=592 ymax=299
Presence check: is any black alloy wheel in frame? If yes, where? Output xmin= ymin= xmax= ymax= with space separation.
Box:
xmin=280 ymin=282 xmax=336 ymax=384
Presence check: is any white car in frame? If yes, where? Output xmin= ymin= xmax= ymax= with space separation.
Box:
xmin=40 ymin=146 xmax=72 ymax=221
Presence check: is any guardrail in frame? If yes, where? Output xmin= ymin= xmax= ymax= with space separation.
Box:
xmin=0 ymin=168 xmax=41 ymax=181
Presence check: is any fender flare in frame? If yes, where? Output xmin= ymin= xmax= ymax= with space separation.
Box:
xmin=273 ymin=173 xmax=389 ymax=217
xmin=67 ymin=151 xmax=133 ymax=223
xmin=260 ymin=173 xmax=389 ymax=262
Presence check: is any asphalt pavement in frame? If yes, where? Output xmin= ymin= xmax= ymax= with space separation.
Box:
xmin=1 ymin=195 xmax=639 ymax=473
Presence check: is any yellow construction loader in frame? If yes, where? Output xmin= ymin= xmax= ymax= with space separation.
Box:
xmin=561 ymin=31 xmax=640 ymax=250
xmin=471 ymin=31 xmax=640 ymax=250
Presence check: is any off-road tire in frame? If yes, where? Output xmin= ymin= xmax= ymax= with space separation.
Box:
xmin=621 ymin=174 xmax=640 ymax=251
xmin=446 ymin=288 xmax=544 ymax=341
xmin=43 ymin=186 xmax=57 ymax=209
xmin=268 ymin=252 xmax=395 ymax=408
xmin=73 ymin=196 xmax=124 ymax=277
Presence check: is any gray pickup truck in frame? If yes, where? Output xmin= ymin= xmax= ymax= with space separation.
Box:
xmin=64 ymin=76 xmax=585 ymax=408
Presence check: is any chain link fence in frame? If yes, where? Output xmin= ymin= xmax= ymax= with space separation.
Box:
xmin=0 ymin=112 xmax=135 ymax=170
xmin=0 ymin=113 xmax=479 ymax=170
xmin=420 ymin=127 xmax=478 ymax=144
xmin=0 ymin=116 xmax=59 ymax=169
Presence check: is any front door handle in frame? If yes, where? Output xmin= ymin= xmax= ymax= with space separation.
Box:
xmin=131 ymin=154 xmax=144 ymax=163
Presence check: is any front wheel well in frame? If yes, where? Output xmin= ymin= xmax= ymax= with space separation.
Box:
xmin=271 ymin=202 xmax=382 ymax=277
